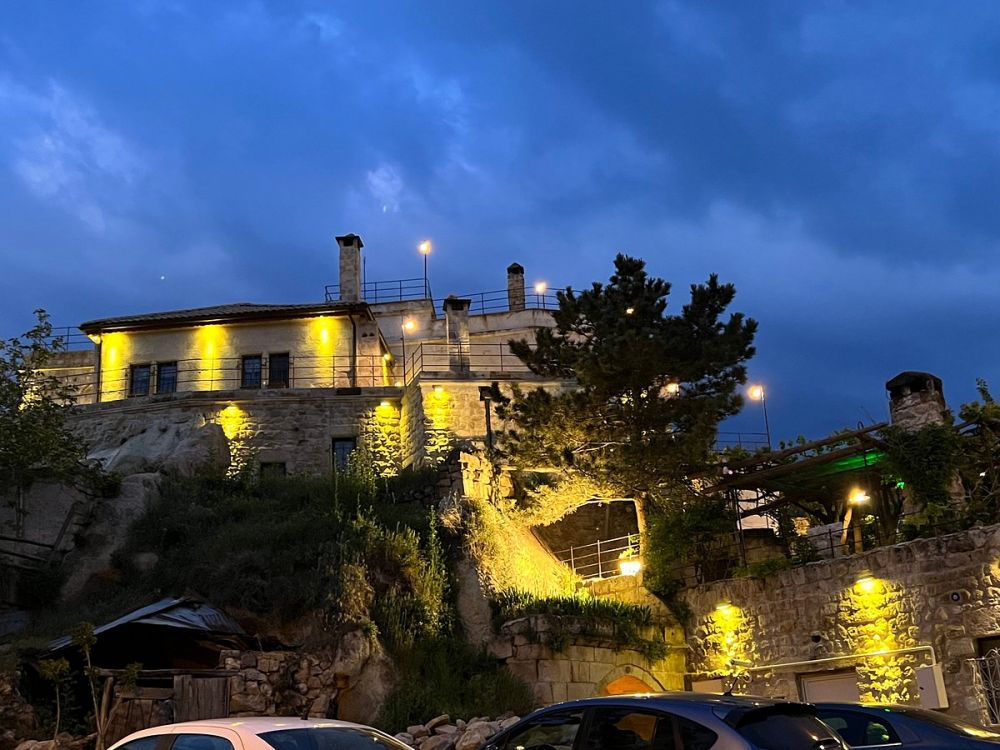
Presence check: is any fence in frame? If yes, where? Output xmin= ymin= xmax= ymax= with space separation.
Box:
xmin=41 ymin=354 xmax=395 ymax=404
xmin=970 ymin=650 xmax=1000 ymax=725
xmin=401 ymin=342 xmax=538 ymax=383
xmin=323 ymin=279 xmax=565 ymax=313
xmin=554 ymin=534 xmax=641 ymax=580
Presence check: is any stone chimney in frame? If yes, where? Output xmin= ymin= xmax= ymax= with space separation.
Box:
xmin=507 ymin=263 xmax=525 ymax=312
xmin=886 ymin=371 xmax=948 ymax=430
xmin=443 ymin=296 xmax=472 ymax=372
xmin=336 ymin=234 xmax=363 ymax=302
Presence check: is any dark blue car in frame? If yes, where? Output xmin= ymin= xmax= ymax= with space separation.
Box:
xmin=816 ymin=703 xmax=1000 ymax=749
xmin=480 ymin=693 xmax=846 ymax=750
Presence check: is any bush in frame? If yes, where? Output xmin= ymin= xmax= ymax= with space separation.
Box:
xmin=375 ymin=637 xmax=534 ymax=731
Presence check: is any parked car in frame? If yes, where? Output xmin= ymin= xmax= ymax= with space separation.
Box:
xmin=815 ymin=703 xmax=1000 ymax=749
xmin=108 ymin=718 xmax=410 ymax=750
xmin=479 ymin=693 xmax=847 ymax=750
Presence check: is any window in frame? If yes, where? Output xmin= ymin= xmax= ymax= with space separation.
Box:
xmin=816 ymin=709 xmax=900 ymax=747
xmin=129 ymin=364 xmax=151 ymax=396
xmin=332 ymin=437 xmax=356 ymax=470
xmin=171 ymin=735 xmax=234 ymax=750
xmin=735 ymin=710 xmax=843 ymax=750
xmin=268 ymin=352 xmax=290 ymax=388
xmin=260 ymin=727 xmax=409 ymax=750
xmin=500 ymin=711 xmax=583 ymax=750
xmin=118 ymin=737 xmax=161 ymax=750
xmin=676 ymin=717 xmax=717 ymax=750
xmin=156 ymin=361 xmax=178 ymax=394
xmin=241 ymin=355 xmax=262 ymax=389
xmin=583 ymin=707 xmax=663 ymax=750
xmin=260 ymin=461 xmax=287 ymax=479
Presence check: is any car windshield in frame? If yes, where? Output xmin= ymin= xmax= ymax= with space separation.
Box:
xmin=890 ymin=707 xmax=1000 ymax=741
xmin=259 ymin=727 xmax=410 ymax=750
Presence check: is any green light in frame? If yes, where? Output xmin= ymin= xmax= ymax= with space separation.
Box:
xmin=895 ymin=480 xmax=906 ymax=489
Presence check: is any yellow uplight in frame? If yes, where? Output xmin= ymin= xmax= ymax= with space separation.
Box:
xmin=403 ymin=319 xmax=416 ymax=332
xmin=383 ymin=352 xmax=392 ymax=361
xmin=665 ymin=382 xmax=681 ymax=396
xmin=619 ymin=559 xmax=642 ymax=576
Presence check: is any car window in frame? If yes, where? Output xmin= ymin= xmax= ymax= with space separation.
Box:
xmin=259 ymin=728 xmax=409 ymax=750
xmin=676 ymin=717 xmax=717 ymax=750
xmin=817 ymin=710 xmax=900 ymax=747
xmin=500 ymin=711 xmax=584 ymax=750
xmin=172 ymin=735 xmax=235 ymax=750
xmin=118 ymin=737 xmax=162 ymax=750
xmin=889 ymin=707 xmax=1000 ymax=740
xmin=583 ymin=708 xmax=664 ymax=750
xmin=736 ymin=711 xmax=843 ymax=750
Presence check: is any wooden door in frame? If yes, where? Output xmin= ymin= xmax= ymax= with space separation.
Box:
xmin=173 ymin=675 xmax=230 ymax=722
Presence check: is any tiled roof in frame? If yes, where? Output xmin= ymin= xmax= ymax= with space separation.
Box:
xmin=80 ymin=301 xmax=364 ymax=332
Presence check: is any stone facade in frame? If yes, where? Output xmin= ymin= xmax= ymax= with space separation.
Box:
xmin=682 ymin=523 xmax=1000 ymax=725
xmin=496 ymin=615 xmax=686 ymax=705
xmin=219 ymin=630 xmax=394 ymax=722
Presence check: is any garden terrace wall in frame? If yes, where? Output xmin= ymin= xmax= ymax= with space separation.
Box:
xmin=496 ymin=614 xmax=686 ymax=705
xmin=682 ymin=522 xmax=1000 ymax=725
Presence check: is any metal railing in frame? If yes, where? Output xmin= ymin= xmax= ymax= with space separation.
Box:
xmin=716 ymin=431 xmax=771 ymax=451
xmin=41 ymin=354 xmax=396 ymax=405
xmin=325 ymin=277 xmax=431 ymax=303
xmin=43 ymin=326 xmax=94 ymax=352
xmin=970 ymin=649 xmax=1000 ymax=725
xmin=553 ymin=534 xmax=641 ymax=580
xmin=401 ymin=342 xmax=539 ymax=383
xmin=323 ymin=279 xmax=565 ymax=313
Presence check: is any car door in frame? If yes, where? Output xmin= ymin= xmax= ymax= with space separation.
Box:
xmin=815 ymin=708 xmax=903 ymax=749
xmin=577 ymin=706 xmax=718 ymax=750
xmin=493 ymin=710 xmax=586 ymax=750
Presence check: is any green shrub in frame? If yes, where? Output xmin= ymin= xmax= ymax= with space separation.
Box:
xmin=375 ymin=637 xmax=534 ymax=731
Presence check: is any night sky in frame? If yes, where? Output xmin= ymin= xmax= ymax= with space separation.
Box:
xmin=2 ymin=2 xmax=999 ymax=441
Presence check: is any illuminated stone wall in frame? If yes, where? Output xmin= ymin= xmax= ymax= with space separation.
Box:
xmin=94 ymin=316 xmax=367 ymax=401
xmin=498 ymin=615 xmax=686 ymax=705
xmin=68 ymin=388 xmax=401 ymax=476
xmin=682 ymin=524 xmax=1000 ymax=724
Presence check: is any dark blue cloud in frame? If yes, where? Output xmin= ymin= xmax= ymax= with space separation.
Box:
xmin=2 ymin=0 xmax=999 ymax=437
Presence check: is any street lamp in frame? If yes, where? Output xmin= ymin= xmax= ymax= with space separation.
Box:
xmin=419 ymin=240 xmax=432 ymax=297
xmin=534 ymin=281 xmax=547 ymax=309
xmin=401 ymin=319 xmax=416 ymax=382
xmin=747 ymin=384 xmax=771 ymax=449
xmin=841 ymin=486 xmax=871 ymax=552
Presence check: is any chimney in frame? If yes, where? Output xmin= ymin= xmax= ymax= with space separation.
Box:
xmin=443 ymin=296 xmax=472 ymax=372
xmin=336 ymin=234 xmax=363 ymax=302
xmin=886 ymin=371 xmax=947 ymax=431
xmin=507 ymin=263 xmax=525 ymax=311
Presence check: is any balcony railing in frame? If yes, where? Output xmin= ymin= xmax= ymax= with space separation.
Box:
xmin=323 ymin=278 xmax=565 ymax=313
xmin=325 ymin=277 xmax=431 ymax=303
xmin=401 ymin=342 xmax=540 ymax=384
xmin=554 ymin=534 xmax=641 ymax=580
xmin=46 ymin=354 xmax=396 ymax=405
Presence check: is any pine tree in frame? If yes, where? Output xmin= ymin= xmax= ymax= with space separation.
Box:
xmin=500 ymin=254 xmax=757 ymax=506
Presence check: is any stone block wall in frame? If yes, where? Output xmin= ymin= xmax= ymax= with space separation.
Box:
xmin=68 ymin=388 xmax=401 ymax=475
xmin=682 ymin=523 xmax=1000 ymax=724
xmin=496 ymin=615 xmax=686 ymax=706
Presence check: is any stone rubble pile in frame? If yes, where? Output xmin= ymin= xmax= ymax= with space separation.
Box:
xmin=13 ymin=735 xmax=94 ymax=750
xmin=393 ymin=714 xmax=521 ymax=750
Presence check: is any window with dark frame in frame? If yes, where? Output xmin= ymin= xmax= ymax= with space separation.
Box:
xmin=260 ymin=461 xmax=287 ymax=479
xmin=155 ymin=361 xmax=178 ymax=394
xmin=268 ymin=352 xmax=290 ymax=388
xmin=241 ymin=355 xmax=262 ymax=388
xmin=129 ymin=364 xmax=151 ymax=396
xmin=332 ymin=437 xmax=357 ymax=471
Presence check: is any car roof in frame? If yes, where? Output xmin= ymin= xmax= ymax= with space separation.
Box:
xmin=524 ymin=692 xmax=802 ymax=716
xmin=109 ymin=717 xmax=374 ymax=747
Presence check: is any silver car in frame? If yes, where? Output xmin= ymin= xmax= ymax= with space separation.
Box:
xmin=480 ymin=693 xmax=847 ymax=750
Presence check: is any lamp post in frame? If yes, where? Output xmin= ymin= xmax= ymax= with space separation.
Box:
xmin=478 ymin=384 xmax=495 ymax=452
xmin=401 ymin=319 xmax=415 ymax=383
xmin=534 ymin=281 xmax=547 ymax=309
xmin=419 ymin=240 xmax=432 ymax=297
xmin=840 ymin=487 xmax=870 ymax=552
xmin=747 ymin=384 xmax=771 ymax=449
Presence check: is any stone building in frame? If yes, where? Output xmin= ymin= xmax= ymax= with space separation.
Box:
xmin=44 ymin=234 xmax=567 ymax=476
